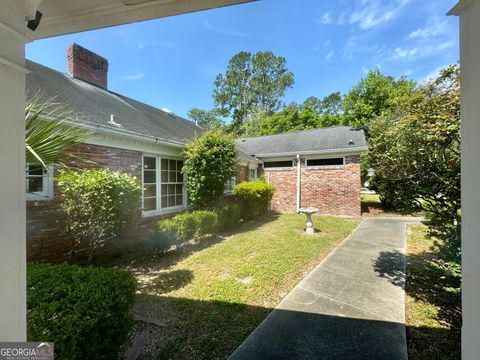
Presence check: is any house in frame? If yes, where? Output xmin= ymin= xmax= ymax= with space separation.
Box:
xmin=25 ymin=44 xmax=365 ymax=263
xmin=236 ymin=127 xmax=366 ymax=216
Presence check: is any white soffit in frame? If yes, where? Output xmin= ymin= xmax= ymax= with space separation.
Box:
xmin=29 ymin=0 xmax=256 ymax=40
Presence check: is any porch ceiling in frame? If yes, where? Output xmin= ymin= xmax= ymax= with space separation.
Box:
xmin=29 ymin=0 xmax=256 ymax=40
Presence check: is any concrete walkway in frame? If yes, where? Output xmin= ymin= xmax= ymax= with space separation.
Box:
xmin=229 ymin=217 xmax=423 ymax=360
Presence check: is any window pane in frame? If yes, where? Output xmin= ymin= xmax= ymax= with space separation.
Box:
xmin=169 ymin=160 xmax=177 ymax=171
xmin=144 ymin=197 xmax=156 ymax=211
xmin=161 ymin=171 xmax=169 ymax=183
xmin=144 ymin=184 xmax=156 ymax=197
xmin=161 ymin=196 xmax=168 ymax=208
xmin=175 ymin=194 xmax=183 ymax=206
xmin=168 ymin=184 xmax=175 ymax=195
xmin=161 ymin=159 xmax=169 ymax=170
xmin=144 ymin=170 xmax=156 ymax=183
xmin=143 ymin=157 xmax=156 ymax=170
xmin=28 ymin=177 xmax=43 ymax=192
xmin=161 ymin=184 xmax=168 ymax=196
xmin=27 ymin=164 xmax=44 ymax=176
xmin=177 ymin=172 xmax=183 ymax=182
xmin=168 ymin=195 xmax=175 ymax=207
xmin=307 ymin=158 xmax=343 ymax=166
xmin=177 ymin=160 xmax=183 ymax=169
xmin=264 ymin=161 xmax=293 ymax=168
xmin=175 ymin=184 xmax=183 ymax=194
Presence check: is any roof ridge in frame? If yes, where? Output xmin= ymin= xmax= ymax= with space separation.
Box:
xmin=235 ymin=125 xmax=356 ymax=142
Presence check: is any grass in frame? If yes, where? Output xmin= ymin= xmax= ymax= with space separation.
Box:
xmin=405 ymin=224 xmax=461 ymax=360
xmin=120 ymin=213 xmax=359 ymax=359
xmin=361 ymin=193 xmax=381 ymax=204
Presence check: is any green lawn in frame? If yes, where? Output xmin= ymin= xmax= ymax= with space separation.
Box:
xmin=361 ymin=193 xmax=381 ymax=204
xmin=405 ymin=224 xmax=461 ymax=360
xmin=123 ymin=213 xmax=359 ymax=359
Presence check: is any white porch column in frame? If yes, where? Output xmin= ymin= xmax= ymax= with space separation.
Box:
xmin=455 ymin=0 xmax=480 ymax=358
xmin=0 ymin=1 xmax=28 ymax=341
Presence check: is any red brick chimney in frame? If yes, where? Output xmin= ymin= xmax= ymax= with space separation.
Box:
xmin=67 ymin=43 xmax=108 ymax=89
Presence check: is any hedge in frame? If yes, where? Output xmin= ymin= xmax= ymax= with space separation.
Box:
xmin=233 ymin=180 xmax=275 ymax=219
xmin=153 ymin=210 xmax=219 ymax=251
xmin=27 ymin=263 xmax=136 ymax=360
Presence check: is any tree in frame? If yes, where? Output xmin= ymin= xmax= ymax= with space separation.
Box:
xmin=369 ymin=65 xmax=460 ymax=263
xmin=343 ymin=69 xmax=417 ymax=132
xmin=182 ymin=130 xmax=238 ymax=208
xmin=302 ymin=92 xmax=343 ymax=117
xmin=187 ymin=108 xmax=224 ymax=130
xmin=26 ymin=95 xmax=87 ymax=168
xmin=213 ymin=51 xmax=294 ymax=132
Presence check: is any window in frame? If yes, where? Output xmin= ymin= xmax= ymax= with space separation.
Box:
xmin=306 ymin=157 xmax=344 ymax=167
xmin=26 ymin=163 xmax=53 ymax=199
xmin=142 ymin=156 xmax=185 ymax=214
xmin=249 ymin=168 xmax=257 ymax=180
xmin=263 ymin=160 xmax=293 ymax=168
xmin=224 ymin=176 xmax=236 ymax=193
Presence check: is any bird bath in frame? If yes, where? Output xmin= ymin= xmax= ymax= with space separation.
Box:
xmin=298 ymin=207 xmax=318 ymax=234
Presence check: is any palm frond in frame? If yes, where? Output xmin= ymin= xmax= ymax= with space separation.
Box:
xmin=25 ymin=94 xmax=88 ymax=167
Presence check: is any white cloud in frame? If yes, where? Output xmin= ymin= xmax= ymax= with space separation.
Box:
xmin=438 ymin=40 xmax=455 ymax=50
xmin=316 ymin=12 xmax=331 ymax=25
xmin=325 ymin=50 xmax=334 ymax=61
xmin=204 ymin=21 xmax=248 ymax=38
xmin=120 ymin=72 xmax=146 ymax=81
xmin=408 ymin=19 xmax=449 ymax=39
xmin=138 ymin=40 xmax=175 ymax=50
xmin=349 ymin=0 xmax=410 ymax=30
xmin=325 ymin=39 xmax=331 ymax=46
xmin=161 ymin=107 xmax=173 ymax=113
xmin=392 ymin=46 xmax=418 ymax=59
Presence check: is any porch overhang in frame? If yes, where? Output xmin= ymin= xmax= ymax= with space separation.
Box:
xmin=29 ymin=0 xmax=256 ymax=40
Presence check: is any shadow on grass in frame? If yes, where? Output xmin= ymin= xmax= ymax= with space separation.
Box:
xmin=125 ymin=294 xmax=456 ymax=360
xmin=142 ymin=269 xmax=194 ymax=294
xmin=99 ymin=214 xmax=280 ymax=276
xmin=372 ymin=248 xmax=461 ymax=360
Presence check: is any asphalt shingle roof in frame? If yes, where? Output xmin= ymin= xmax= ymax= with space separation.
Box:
xmin=236 ymin=126 xmax=367 ymax=157
xmin=26 ymin=60 xmax=203 ymax=145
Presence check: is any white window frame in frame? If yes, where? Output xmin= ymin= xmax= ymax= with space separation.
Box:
xmin=26 ymin=164 xmax=54 ymax=200
xmin=224 ymin=176 xmax=236 ymax=194
xmin=249 ymin=168 xmax=257 ymax=180
xmin=305 ymin=157 xmax=345 ymax=168
xmin=142 ymin=155 xmax=187 ymax=217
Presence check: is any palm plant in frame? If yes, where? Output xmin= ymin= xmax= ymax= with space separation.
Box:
xmin=25 ymin=95 xmax=88 ymax=168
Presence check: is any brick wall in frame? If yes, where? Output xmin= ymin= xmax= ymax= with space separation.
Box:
xmin=26 ymin=143 xmax=163 ymax=263
xmin=236 ymin=165 xmax=249 ymax=183
xmin=264 ymin=155 xmax=361 ymax=216
xmin=67 ymin=43 xmax=108 ymax=89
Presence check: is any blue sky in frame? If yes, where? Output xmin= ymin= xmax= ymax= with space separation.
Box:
xmin=26 ymin=0 xmax=459 ymax=119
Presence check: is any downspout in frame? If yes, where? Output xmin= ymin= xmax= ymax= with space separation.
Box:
xmin=296 ymin=154 xmax=301 ymax=212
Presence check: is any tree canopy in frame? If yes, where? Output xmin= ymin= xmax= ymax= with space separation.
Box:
xmin=343 ymin=69 xmax=417 ymax=132
xmin=213 ymin=51 xmax=294 ymax=132
xmin=187 ymin=108 xmax=224 ymax=130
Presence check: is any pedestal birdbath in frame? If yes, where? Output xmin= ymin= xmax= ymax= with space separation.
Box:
xmin=298 ymin=207 xmax=318 ymax=234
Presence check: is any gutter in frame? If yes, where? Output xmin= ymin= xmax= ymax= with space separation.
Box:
xmin=253 ymin=146 xmax=367 ymax=158
xmin=296 ymin=154 xmax=301 ymax=212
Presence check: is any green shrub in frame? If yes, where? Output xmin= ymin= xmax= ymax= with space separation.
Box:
xmin=57 ymin=169 xmax=142 ymax=262
xmin=182 ymin=130 xmax=238 ymax=207
xmin=215 ymin=201 xmax=241 ymax=231
xmin=27 ymin=263 xmax=136 ymax=360
xmin=192 ymin=210 xmax=219 ymax=236
xmin=153 ymin=210 xmax=219 ymax=251
xmin=153 ymin=219 xmax=179 ymax=251
xmin=233 ymin=180 xmax=275 ymax=219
